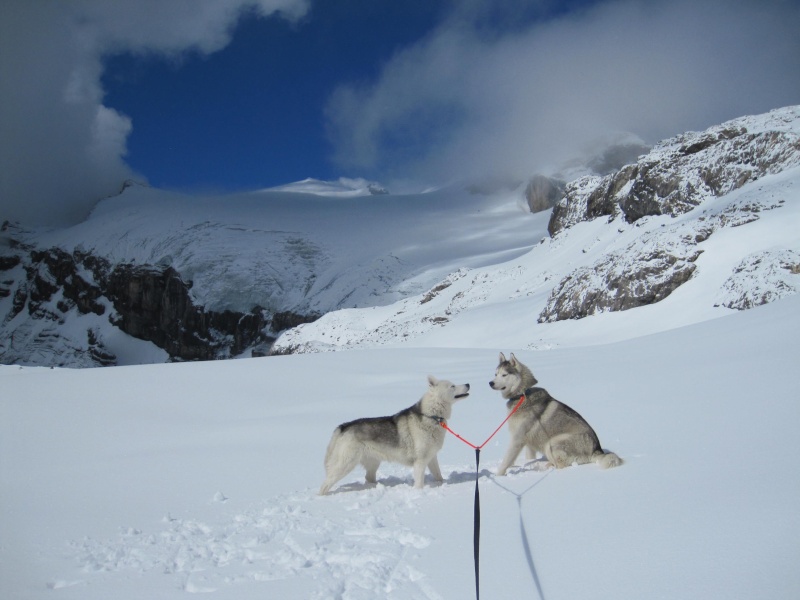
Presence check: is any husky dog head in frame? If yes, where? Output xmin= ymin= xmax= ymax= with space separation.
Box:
xmin=489 ymin=352 xmax=538 ymax=399
xmin=427 ymin=374 xmax=470 ymax=401
xmin=422 ymin=375 xmax=470 ymax=418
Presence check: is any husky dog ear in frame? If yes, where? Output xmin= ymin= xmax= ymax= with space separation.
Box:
xmin=509 ymin=352 xmax=519 ymax=366
xmin=427 ymin=374 xmax=439 ymax=387
xmin=498 ymin=352 xmax=506 ymax=363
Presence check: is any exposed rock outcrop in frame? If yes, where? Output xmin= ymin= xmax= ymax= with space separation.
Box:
xmin=524 ymin=176 xmax=566 ymax=213
xmin=104 ymin=264 xmax=270 ymax=361
xmin=538 ymin=228 xmax=702 ymax=322
xmin=549 ymin=109 xmax=800 ymax=237
xmin=714 ymin=249 xmax=800 ymax=310
xmin=538 ymin=106 xmax=800 ymax=322
xmin=538 ymin=178 xmax=792 ymax=323
xmin=0 ymin=241 xmax=318 ymax=366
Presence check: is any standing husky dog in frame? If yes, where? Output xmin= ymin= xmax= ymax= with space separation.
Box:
xmin=319 ymin=375 xmax=470 ymax=495
xmin=490 ymin=353 xmax=621 ymax=474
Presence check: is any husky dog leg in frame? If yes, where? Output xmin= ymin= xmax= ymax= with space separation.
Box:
xmin=427 ymin=455 xmax=444 ymax=483
xmin=543 ymin=434 xmax=579 ymax=469
xmin=497 ymin=437 xmax=527 ymax=476
xmin=593 ymin=449 xmax=623 ymax=469
xmin=363 ymin=456 xmax=381 ymax=484
xmin=412 ymin=460 xmax=428 ymax=488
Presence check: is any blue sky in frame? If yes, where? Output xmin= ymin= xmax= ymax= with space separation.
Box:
xmin=2 ymin=0 xmax=799 ymax=225
xmin=100 ymin=0 xmax=452 ymax=192
xmin=100 ymin=0 xmax=606 ymax=192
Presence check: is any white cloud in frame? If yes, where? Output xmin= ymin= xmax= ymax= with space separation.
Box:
xmin=0 ymin=0 xmax=309 ymax=226
xmin=326 ymin=0 xmax=800 ymax=187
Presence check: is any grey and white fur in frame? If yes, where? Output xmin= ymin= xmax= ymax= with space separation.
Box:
xmin=319 ymin=375 xmax=470 ymax=495
xmin=489 ymin=352 xmax=622 ymax=474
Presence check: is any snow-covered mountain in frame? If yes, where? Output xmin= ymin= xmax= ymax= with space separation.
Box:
xmin=1 ymin=106 xmax=799 ymax=367
xmin=274 ymin=106 xmax=800 ymax=353
xmin=261 ymin=176 xmax=389 ymax=196
xmin=0 ymin=181 xmax=539 ymax=366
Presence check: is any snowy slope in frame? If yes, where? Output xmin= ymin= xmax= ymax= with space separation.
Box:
xmin=30 ymin=183 xmax=537 ymax=315
xmin=2 ymin=294 xmax=799 ymax=599
xmin=273 ymin=163 xmax=800 ymax=353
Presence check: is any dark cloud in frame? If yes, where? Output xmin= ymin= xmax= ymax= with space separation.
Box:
xmin=0 ymin=0 xmax=309 ymax=226
xmin=326 ymin=0 xmax=800 ymax=187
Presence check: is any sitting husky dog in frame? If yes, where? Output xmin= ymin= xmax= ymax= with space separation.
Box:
xmin=319 ymin=375 xmax=470 ymax=495
xmin=490 ymin=353 xmax=621 ymax=474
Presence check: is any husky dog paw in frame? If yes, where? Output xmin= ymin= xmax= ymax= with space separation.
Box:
xmin=529 ymin=460 xmax=554 ymax=472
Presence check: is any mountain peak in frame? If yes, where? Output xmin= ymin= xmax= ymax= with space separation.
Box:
xmin=261 ymin=177 xmax=389 ymax=197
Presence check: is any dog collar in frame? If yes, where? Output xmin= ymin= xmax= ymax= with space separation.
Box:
xmin=409 ymin=403 xmax=447 ymax=425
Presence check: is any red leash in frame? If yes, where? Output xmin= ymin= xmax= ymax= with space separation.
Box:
xmin=439 ymin=393 xmax=526 ymax=449
xmin=437 ymin=393 xmax=526 ymax=600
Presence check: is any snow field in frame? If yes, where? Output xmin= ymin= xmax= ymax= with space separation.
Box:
xmin=3 ymin=292 xmax=800 ymax=598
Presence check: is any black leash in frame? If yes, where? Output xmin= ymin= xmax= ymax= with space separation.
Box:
xmin=473 ymin=448 xmax=481 ymax=600
xmin=438 ymin=393 xmax=527 ymax=600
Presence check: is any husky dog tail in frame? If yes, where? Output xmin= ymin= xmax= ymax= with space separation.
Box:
xmin=319 ymin=427 xmax=350 ymax=496
xmin=592 ymin=450 xmax=623 ymax=469
xmin=323 ymin=426 xmax=343 ymax=467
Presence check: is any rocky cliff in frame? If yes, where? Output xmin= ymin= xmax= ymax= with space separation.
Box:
xmin=0 ymin=227 xmax=317 ymax=366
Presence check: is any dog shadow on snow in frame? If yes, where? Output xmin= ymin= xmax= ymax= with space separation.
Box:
xmin=329 ymin=467 xmax=495 ymax=494
xmin=328 ymin=471 xmax=489 ymax=494
xmin=329 ymin=459 xmax=551 ymax=493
